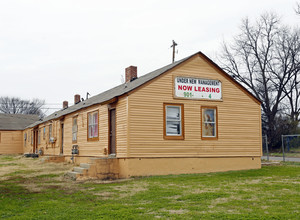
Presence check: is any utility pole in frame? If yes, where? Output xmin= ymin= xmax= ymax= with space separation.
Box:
xmin=171 ymin=40 xmax=178 ymax=63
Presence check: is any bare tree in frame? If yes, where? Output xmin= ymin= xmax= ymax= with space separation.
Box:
xmin=296 ymin=2 xmax=300 ymax=15
xmin=0 ymin=97 xmax=45 ymax=118
xmin=219 ymin=13 xmax=300 ymax=148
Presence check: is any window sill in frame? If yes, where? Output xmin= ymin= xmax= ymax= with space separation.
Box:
xmin=87 ymin=137 xmax=99 ymax=142
xmin=164 ymin=135 xmax=184 ymax=140
xmin=201 ymin=137 xmax=218 ymax=140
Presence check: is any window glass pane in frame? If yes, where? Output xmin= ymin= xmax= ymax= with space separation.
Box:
xmin=202 ymin=108 xmax=216 ymax=137
xmin=88 ymin=112 xmax=98 ymax=139
xmin=202 ymin=123 xmax=215 ymax=137
xmin=74 ymin=118 xmax=77 ymax=131
xmin=89 ymin=126 xmax=93 ymax=138
xmin=94 ymin=125 xmax=98 ymax=137
xmin=94 ymin=113 xmax=98 ymax=125
xmin=72 ymin=117 xmax=78 ymax=141
xmin=203 ymin=109 xmax=215 ymax=122
xmin=89 ymin=114 xmax=92 ymax=125
xmin=166 ymin=121 xmax=181 ymax=135
xmin=167 ymin=106 xmax=180 ymax=120
xmin=94 ymin=113 xmax=98 ymax=137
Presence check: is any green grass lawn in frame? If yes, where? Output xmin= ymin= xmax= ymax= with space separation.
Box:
xmin=0 ymin=156 xmax=300 ymax=219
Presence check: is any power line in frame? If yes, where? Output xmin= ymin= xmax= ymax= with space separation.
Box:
xmin=0 ymin=103 xmax=63 ymax=105
xmin=0 ymin=107 xmax=62 ymax=110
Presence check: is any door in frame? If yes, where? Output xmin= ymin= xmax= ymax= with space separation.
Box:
xmin=33 ymin=129 xmax=38 ymax=154
xmin=60 ymin=123 xmax=64 ymax=154
xmin=109 ymin=109 xmax=116 ymax=155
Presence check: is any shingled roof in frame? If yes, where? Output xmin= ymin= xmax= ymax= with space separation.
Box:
xmin=0 ymin=114 xmax=39 ymax=130
xmin=26 ymin=51 xmax=260 ymax=129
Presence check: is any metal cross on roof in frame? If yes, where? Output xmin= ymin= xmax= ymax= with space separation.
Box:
xmin=171 ymin=40 xmax=178 ymax=63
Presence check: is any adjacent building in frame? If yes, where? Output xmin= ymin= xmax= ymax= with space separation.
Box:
xmin=0 ymin=114 xmax=39 ymax=154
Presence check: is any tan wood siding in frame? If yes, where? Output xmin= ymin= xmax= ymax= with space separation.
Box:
xmin=116 ymin=96 xmax=128 ymax=157
xmin=0 ymin=130 xmax=23 ymax=154
xmin=30 ymin=121 xmax=61 ymax=156
xmin=128 ymin=55 xmax=261 ymax=157
xmin=23 ymin=128 xmax=33 ymax=154
xmin=47 ymin=104 xmax=108 ymax=157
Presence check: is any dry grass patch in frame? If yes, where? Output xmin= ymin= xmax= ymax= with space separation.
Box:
xmin=0 ymin=154 xmax=78 ymax=193
xmin=93 ymin=191 xmax=114 ymax=199
xmin=168 ymin=209 xmax=188 ymax=214
xmin=184 ymin=187 xmax=221 ymax=195
xmin=113 ymin=182 xmax=149 ymax=198
xmin=0 ymin=155 xmax=73 ymax=180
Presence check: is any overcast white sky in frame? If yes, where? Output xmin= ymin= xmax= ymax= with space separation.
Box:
xmin=0 ymin=0 xmax=299 ymax=115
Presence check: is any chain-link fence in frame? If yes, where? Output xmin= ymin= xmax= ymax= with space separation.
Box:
xmin=281 ymin=135 xmax=300 ymax=161
xmin=262 ymin=135 xmax=300 ymax=162
xmin=262 ymin=135 xmax=269 ymax=160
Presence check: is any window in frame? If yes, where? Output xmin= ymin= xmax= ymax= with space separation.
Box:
xmin=49 ymin=124 xmax=52 ymax=139
xmin=201 ymin=107 xmax=218 ymax=139
xmin=43 ymin=127 xmax=46 ymax=139
xmin=24 ymin=133 xmax=27 ymax=146
xmin=72 ymin=117 xmax=78 ymax=143
xmin=88 ymin=111 xmax=99 ymax=141
xmin=38 ymin=129 xmax=41 ymax=145
xmin=164 ymin=103 xmax=184 ymax=140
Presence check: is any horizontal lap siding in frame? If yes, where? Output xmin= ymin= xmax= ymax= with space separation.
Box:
xmin=23 ymin=128 xmax=32 ymax=153
xmin=63 ymin=104 xmax=108 ymax=157
xmin=36 ymin=121 xmax=61 ymax=155
xmin=116 ymin=96 xmax=128 ymax=157
xmin=24 ymin=104 xmax=109 ymax=157
xmin=128 ymin=55 xmax=261 ymax=157
xmin=0 ymin=131 xmax=23 ymax=154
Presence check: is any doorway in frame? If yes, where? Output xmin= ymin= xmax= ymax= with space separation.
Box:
xmin=33 ymin=129 xmax=38 ymax=154
xmin=108 ymin=108 xmax=116 ymax=155
xmin=60 ymin=123 xmax=64 ymax=154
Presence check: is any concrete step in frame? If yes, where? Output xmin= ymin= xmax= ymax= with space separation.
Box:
xmin=65 ymin=171 xmax=80 ymax=180
xmin=80 ymin=163 xmax=91 ymax=169
xmin=73 ymin=167 xmax=88 ymax=174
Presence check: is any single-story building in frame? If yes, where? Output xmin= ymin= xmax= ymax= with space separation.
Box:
xmin=0 ymin=114 xmax=39 ymax=154
xmin=21 ymin=51 xmax=262 ymax=179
